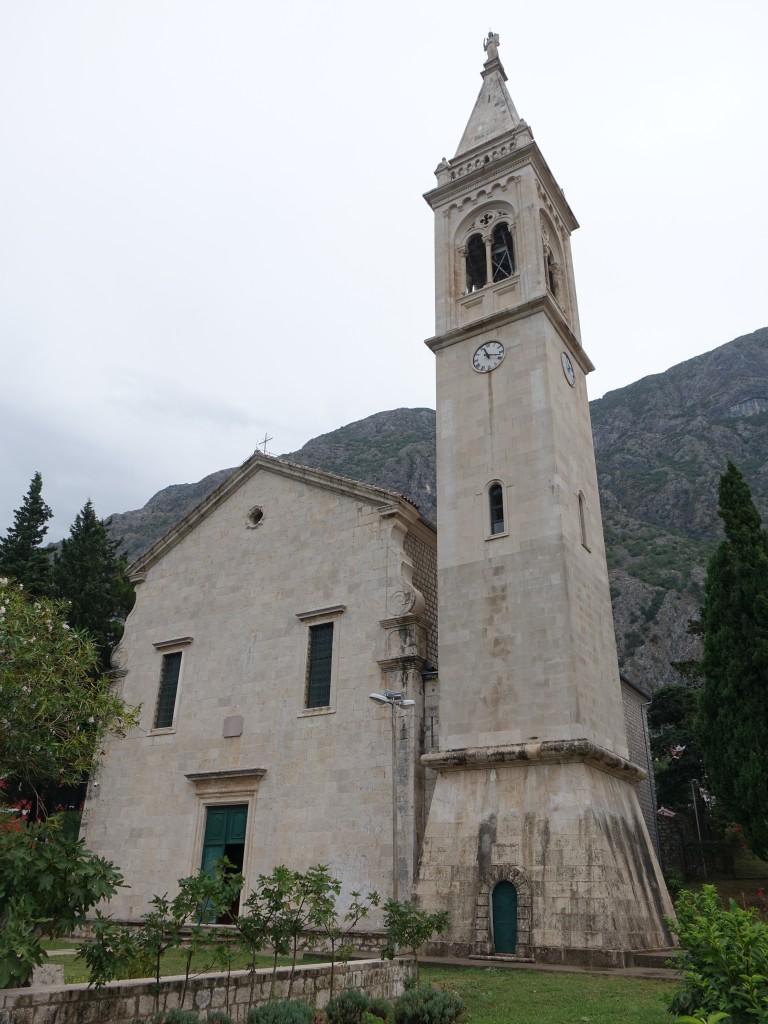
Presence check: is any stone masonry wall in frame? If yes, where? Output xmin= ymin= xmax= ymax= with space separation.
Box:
xmin=620 ymin=680 xmax=658 ymax=854
xmin=404 ymin=531 xmax=438 ymax=667
xmin=0 ymin=958 xmax=414 ymax=1024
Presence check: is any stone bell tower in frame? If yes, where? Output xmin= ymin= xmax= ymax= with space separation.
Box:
xmin=415 ymin=34 xmax=673 ymax=965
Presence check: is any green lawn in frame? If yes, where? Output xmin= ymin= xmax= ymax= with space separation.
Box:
xmin=422 ymin=966 xmax=677 ymax=1024
xmin=45 ymin=953 xmax=677 ymax=1023
xmin=47 ymin=948 xmax=288 ymax=985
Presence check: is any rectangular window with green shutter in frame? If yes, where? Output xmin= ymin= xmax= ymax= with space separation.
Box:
xmin=154 ymin=651 xmax=182 ymax=728
xmin=305 ymin=622 xmax=333 ymax=708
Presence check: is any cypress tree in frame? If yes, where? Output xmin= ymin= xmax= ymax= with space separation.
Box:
xmin=697 ymin=461 xmax=768 ymax=858
xmin=0 ymin=471 xmax=53 ymax=595
xmin=53 ymin=500 xmax=134 ymax=669
xmin=647 ymin=683 xmax=704 ymax=812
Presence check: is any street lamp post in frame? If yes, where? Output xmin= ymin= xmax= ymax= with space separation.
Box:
xmin=369 ymin=689 xmax=415 ymax=900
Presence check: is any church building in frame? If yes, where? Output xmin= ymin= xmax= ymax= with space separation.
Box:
xmin=81 ymin=35 xmax=672 ymax=965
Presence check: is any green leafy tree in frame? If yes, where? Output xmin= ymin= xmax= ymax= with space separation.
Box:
xmin=0 ymin=577 xmax=137 ymax=988
xmin=0 ymin=576 xmax=139 ymax=816
xmin=0 ymin=816 xmax=125 ymax=988
xmin=315 ymin=887 xmax=380 ymax=997
xmin=647 ymin=683 xmax=705 ymax=812
xmin=53 ymin=499 xmax=134 ymax=668
xmin=0 ymin=472 xmax=53 ymax=596
xmin=239 ymin=865 xmax=298 ymax=1001
xmin=696 ymin=462 xmax=768 ymax=859
xmin=381 ymin=899 xmax=450 ymax=979
xmin=83 ymin=862 xmax=242 ymax=1009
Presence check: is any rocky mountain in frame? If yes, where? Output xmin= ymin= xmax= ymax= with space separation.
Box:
xmin=108 ymin=326 xmax=768 ymax=689
xmin=592 ymin=326 xmax=768 ymax=685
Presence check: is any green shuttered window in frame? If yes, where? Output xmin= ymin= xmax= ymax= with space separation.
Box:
xmin=154 ymin=651 xmax=182 ymax=728
xmin=305 ymin=622 xmax=333 ymax=708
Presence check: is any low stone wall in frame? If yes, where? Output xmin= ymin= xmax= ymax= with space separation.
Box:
xmin=0 ymin=957 xmax=414 ymax=1024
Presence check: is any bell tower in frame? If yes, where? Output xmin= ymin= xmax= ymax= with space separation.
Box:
xmin=415 ymin=34 xmax=673 ymax=965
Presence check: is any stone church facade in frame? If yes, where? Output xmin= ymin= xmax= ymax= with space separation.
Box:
xmin=82 ymin=35 xmax=672 ymax=964
xmin=82 ymin=457 xmax=437 ymax=920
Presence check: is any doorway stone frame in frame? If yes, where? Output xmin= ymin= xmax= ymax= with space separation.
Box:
xmin=185 ymin=768 xmax=266 ymax=895
xmin=475 ymin=866 xmax=532 ymax=957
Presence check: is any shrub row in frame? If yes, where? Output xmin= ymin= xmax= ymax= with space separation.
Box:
xmin=132 ymin=982 xmax=464 ymax=1024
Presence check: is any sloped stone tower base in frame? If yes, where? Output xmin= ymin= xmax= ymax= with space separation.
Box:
xmin=416 ymin=741 xmax=674 ymax=966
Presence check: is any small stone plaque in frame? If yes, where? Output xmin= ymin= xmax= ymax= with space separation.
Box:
xmin=223 ymin=715 xmax=243 ymax=738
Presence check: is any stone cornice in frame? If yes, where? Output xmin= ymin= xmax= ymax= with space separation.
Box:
xmin=185 ymin=768 xmax=266 ymax=782
xmin=152 ymin=636 xmax=193 ymax=650
xmin=422 ymin=738 xmax=646 ymax=783
xmin=295 ymin=604 xmax=346 ymax=622
xmin=426 ymin=137 xmax=578 ymax=233
xmin=424 ymin=294 xmax=594 ymax=374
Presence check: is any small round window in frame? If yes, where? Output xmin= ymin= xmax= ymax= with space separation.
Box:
xmin=246 ymin=506 xmax=264 ymax=529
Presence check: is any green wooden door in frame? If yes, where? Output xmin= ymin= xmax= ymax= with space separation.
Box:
xmin=201 ymin=804 xmax=248 ymax=875
xmin=492 ymin=881 xmax=518 ymax=953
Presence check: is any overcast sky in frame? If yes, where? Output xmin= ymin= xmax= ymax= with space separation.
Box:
xmin=1 ymin=1 xmax=766 ymax=542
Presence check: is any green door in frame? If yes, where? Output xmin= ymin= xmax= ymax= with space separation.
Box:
xmin=201 ymin=804 xmax=247 ymax=920
xmin=492 ymin=881 xmax=518 ymax=953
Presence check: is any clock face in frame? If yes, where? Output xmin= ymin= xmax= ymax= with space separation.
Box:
xmin=561 ymin=351 xmax=576 ymax=387
xmin=472 ymin=341 xmax=505 ymax=373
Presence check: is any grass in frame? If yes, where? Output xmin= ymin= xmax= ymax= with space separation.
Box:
xmin=44 ymin=952 xmax=677 ymax=1023
xmin=47 ymin=947 xmax=290 ymax=985
xmin=422 ymin=966 xmax=677 ymax=1024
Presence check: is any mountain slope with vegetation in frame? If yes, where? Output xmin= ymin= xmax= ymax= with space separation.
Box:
xmin=108 ymin=327 xmax=768 ymax=688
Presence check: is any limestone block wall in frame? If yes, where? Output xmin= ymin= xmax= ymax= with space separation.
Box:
xmin=620 ymin=679 xmax=658 ymax=853
xmin=404 ymin=531 xmax=438 ymax=667
xmin=0 ymin=959 xmax=415 ymax=1024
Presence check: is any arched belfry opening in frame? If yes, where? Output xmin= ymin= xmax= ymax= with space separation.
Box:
xmin=541 ymin=212 xmax=568 ymax=315
xmin=465 ymin=233 xmax=486 ymax=291
xmin=491 ymin=222 xmax=515 ymax=281
xmin=459 ymin=210 xmax=516 ymax=297
xmin=546 ymin=248 xmax=559 ymax=295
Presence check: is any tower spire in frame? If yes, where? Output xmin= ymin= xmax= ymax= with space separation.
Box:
xmin=454 ymin=32 xmax=521 ymax=158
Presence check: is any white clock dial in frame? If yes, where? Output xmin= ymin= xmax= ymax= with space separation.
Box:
xmin=561 ymin=351 xmax=576 ymax=387
xmin=472 ymin=341 xmax=505 ymax=373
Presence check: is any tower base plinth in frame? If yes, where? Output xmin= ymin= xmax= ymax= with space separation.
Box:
xmin=416 ymin=741 xmax=674 ymax=964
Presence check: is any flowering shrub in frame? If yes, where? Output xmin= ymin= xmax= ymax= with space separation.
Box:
xmin=667 ymin=885 xmax=768 ymax=1022
xmin=0 ymin=577 xmax=139 ymax=808
xmin=0 ymin=577 xmax=138 ymax=989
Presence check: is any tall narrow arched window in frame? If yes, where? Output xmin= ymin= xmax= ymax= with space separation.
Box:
xmin=465 ymin=233 xmax=487 ymax=292
xmin=489 ymin=483 xmax=505 ymax=536
xmin=491 ymin=222 xmax=515 ymax=281
xmin=578 ymin=491 xmax=590 ymax=550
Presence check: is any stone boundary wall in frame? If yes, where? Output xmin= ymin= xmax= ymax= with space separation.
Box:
xmin=0 ymin=957 xmax=415 ymax=1024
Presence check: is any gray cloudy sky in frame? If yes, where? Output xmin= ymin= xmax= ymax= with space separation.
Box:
xmin=1 ymin=1 xmax=766 ymax=542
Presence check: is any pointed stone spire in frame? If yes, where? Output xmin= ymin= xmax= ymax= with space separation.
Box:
xmin=454 ymin=32 xmax=521 ymax=158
